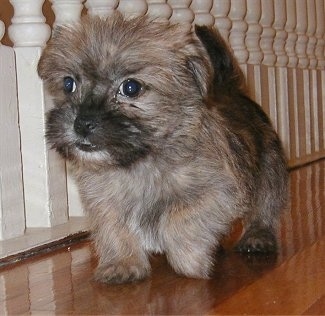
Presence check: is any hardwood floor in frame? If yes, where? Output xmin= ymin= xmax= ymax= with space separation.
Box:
xmin=0 ymin=160 xmax=324 ymax=315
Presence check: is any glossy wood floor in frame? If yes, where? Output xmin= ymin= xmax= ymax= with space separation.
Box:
xmin=0 ymin=160 xmax=324 ymax=315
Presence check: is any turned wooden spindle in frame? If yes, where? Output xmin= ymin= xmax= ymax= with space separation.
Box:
xmin=259 ymin=1 xmax=277 ymax=128
xmin=273 ymin=0 xmax=290 ymax=159
xmin=147 ymin=0 xmax=172 ymax=21
xmin=315 ymin=0 xmax=325 ymax=69
xmin=118 ymin=0 xmax=148 ymax=17
xmin=285 ymin=0 xmax=300 ymax=163
xmin=295 ymin=0 xmax=309 ymax=69
xmin=0 ymin=20 xmax=4 ymax=41
xmin=211 ymin=0 xmax=231 ymax=41
xmin=228 ymin=0 xmax=248 ymax=70
xmin=51 ymin=0 xmax=84 ymax=26
xmin=245 ymin=0 xmax=263 ymax=65
xmin=190 ymin=0 xmax=214 ymax=26
xmin=9 ymin=0 xmax=68 ymax=227
xmin=168 ymin=0 xmax=194 ymax=29
xmin=306 ymin=0 xmax=317 ymax=69
xmin=85 ymin=0 xmax=119 ymax=17
xmin=0 ymin=20 xmax=25 ymax=239
xmin=285 ymin=0 xmax=298 ymax=68
xmin=260 ymin=0 xmax=276 ymax=66
xmin=9 ymin=0 xmax=51 ymax=47
xmin=273 ymin=0 xmax=288 ymax=67
xmin=306 ymin=0 xmax=320 ymax=156
xmin=314 ymin=0 xmax=325 ymax=159
xmin=244 ymin=0 xmax=262 ymax=103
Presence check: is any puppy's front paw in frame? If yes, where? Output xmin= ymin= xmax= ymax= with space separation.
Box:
xmin=95 ymin=262 xmax=150 ymax=284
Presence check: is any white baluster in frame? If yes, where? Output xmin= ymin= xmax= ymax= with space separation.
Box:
xmin=118 ymin=0 xmax=148 ymax=17
xmin=8 ymin=0 xmax=51 ymax=47
xmin=0 ymin=20 xmax=25 ymax=239
xmin=245 ymin=0 xmax=262 ymax=65
xmin=315 ymin=0 xmax=325 ymax=69
xmin=260 ymin=0 xmax=276 ymax=66
xmin=273 ymin=0 xmax=290 ymax=158
xmin=229 ymin=0 xmax=248 ymax=75
xmin=285 ymin=0 xmax=298 ymax=68
xmin=273 ymin=0 xmax=288 ymax=67
xmin=287 ymin=65 xmax=300 ymax=164
xmin=168 ymin=0 xmax=194 ymax=28
xmin=285 ymin=0 xmax=299 ymax=163
xmin=147 ymin=0 xmax=172 ymax=21
xmin=0 ymin=20 xmax=4 ymax=42
xmin=51 ymin=0 xmax=85 ymax=217
xmin=190 ymin=0 xmax=214 ymax=26
xmin=9 ymin=0 xmax=69 ymax=227
xmin=51 ymin=0 xmax=84 ymax=26
xmin=295 ymin=0 xmax=309 ymax=68
xmin=296 ymin=0 xmax=311 ymax=156
xmin=259 ymin=1 xmax=277 ymax=129
xmin=245 ymin=0 xmax=262 ymax=103
xmin=306 ymin=0 xmax=317 ymax=69
xmin=295 ymin=67 xmax=312 ymax=157
xmin=85 ymin=0 xmax=119 ymax=18
xmin=315 ymin=0 xmax=325 ymax=162
xmin=211 ymin=0 xmax=231 ymax=41
xmin=306 ymin=1 xmax=319 ymax=156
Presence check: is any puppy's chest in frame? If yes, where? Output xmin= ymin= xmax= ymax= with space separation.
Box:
xmin=126 ymin=197 xmax=169 ymax=254
xmin=79 ymin=171 xmax=169 ymax=253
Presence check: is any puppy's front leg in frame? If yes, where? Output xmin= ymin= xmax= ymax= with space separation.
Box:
xmin=93 ymin=214 xmax=151 ymax=284
xmin=164 ymin=207 xmax=226 ymax=279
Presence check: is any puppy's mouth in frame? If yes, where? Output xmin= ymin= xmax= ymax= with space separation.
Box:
xmin=75 ymin=140 xmax=101 ymax=152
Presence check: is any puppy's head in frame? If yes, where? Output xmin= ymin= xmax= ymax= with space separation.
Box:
xmin=38 ymin=14 xmax=212 ymax=168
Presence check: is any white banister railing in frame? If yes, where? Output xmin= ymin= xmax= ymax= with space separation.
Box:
xmin=118 ymin=0 xmax=148 ymax=17
xmin=85 ymin=0 xmax=119 ymax=18
xmin=190 ymin=0 xmax=214 ymax=26
xmin=147 ymin=0 xmax=172 ymax=21
xmin=0 ymin=0 xmax=324 ymax=257
xmin=0 ymin=19 xmax=25 ymax=240
xmin=51 ymin=0 xmax=84 ymax=26
xmin=169 ymin=0 xmax=194 ymax=28
xmin=49 ymin=0 xmax=85 ymax=218
xmin=211 ymin=0 xmax=231 ymax=40
xmin=8 ymin=0 xmax=68 ymax=228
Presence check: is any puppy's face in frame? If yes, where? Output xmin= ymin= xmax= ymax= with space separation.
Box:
xmin=38 ymin=15 xmax=211 ymax=168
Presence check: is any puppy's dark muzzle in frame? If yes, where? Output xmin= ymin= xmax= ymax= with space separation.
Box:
xmin=74 ymin=115 xmax=99 ymax=138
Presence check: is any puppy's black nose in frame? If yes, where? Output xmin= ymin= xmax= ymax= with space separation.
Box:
xmin=74 ymin=115 xmax=98 ymax=137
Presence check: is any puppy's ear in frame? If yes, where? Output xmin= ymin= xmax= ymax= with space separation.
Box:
xmin=194 ymin=25 xmax=246 ymax=95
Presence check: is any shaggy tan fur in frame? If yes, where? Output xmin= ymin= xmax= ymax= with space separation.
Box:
xmin=38 ymin=13 xmax=288 ymax=284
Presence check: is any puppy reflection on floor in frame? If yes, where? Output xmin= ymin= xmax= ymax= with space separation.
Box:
xmin=38 ymin=13 xmax=288 ymax=284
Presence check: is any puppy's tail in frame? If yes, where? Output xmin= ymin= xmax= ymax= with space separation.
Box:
xmin=195 ymin=25 xmax=247 ymax=96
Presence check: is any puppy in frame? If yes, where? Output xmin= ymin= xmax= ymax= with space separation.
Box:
xmin=38 ymin=13 xmax=288 ymax=284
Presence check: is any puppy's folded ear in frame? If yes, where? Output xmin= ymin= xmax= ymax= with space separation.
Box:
xmin=173 ymin=26 xmax=213 ymax=97
xmin=185 ymin=53 xmax=212 ymax=97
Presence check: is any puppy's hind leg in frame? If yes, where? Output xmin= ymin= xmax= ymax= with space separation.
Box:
xmin=236 ymin=155 xmax=288 ymax=254
xmin=235 ymin=219 xmax=278 ymax=253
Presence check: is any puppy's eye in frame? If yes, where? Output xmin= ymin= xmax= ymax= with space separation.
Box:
xmin=63 ymin=76 xmax=77 ymax=93
xmin=118 ymin=79 xmax=142 ymax=98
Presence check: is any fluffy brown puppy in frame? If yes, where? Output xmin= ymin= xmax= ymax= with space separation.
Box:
xmin=38 ymin=13 xmax=288 ymax=284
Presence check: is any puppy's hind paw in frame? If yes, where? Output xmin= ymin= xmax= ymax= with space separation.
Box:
xmin=235 ymin=227 xmax=277 ymax=254
xmin=95 ymin=262 xmax=150 ymax=285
